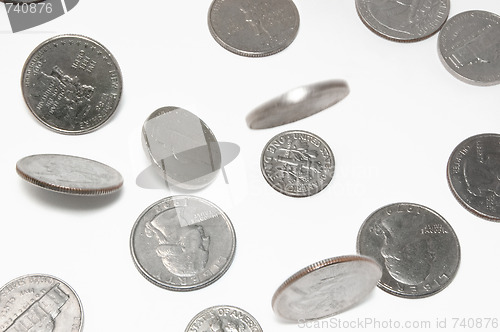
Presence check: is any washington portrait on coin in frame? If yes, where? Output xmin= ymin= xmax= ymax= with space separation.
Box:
xmin=130 ymin=196 xmax=236 ymax=291
xmin=357 ymin=203 xmax=460 ymax=298
xmin=447 ymin=134 xmax=500 ymax=220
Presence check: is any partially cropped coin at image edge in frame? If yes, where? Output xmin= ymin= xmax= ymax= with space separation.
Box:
xmin=184 ymin=305 xmax=263 ymax=332
xmin=21 ymin=34 xmax=123 ymax=134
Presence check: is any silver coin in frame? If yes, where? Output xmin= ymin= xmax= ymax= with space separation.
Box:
xmin=246 ymin=80 xmax=349 ymax=129
xmin=142 ymin=106 xmax=221 ymax=191
xmin=261 ymin=130 xmax=334 ymax=197
xmin=184 ymin=305 xmax=263 ymax=332
xmin=447 ymin=133 xmax=500 ymax=221
xmin=357 ymin=202 xmax=460 ymax=298
xmin=438 ymin=10 xmax=500 ymax=86
xmin=130 ymin=195 xmax=236 ymax=291
xmin=21 ymin=34 xmax=122 ymax=134
xmin=208 ymin=0 xmax=300 ymax=57
xmin=16 ymin=154 xmax=123 ymax=195
xmin=0 ymin=274 xmax=83 ymax=332
xmin=272 ymin=255 xmax=382 ymax=322
xmin=355 ymin=0 xmax=450 ymax=42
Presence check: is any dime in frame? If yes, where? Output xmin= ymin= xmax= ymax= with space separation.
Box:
xmin=272 ymin=255 xmax=382 ymax=322
xmin=438 ymin=10 xmax=500 ymax=86
xmin=130 ymin=196 xmax=236 ymax=291
xmin=16 ymin=154 xmax=123 ymax=195
xmin=184 ymin=305 xmax=263 ymax=332
xmin=261 ymin=130 xmax=334 ymax=197
xmin=357 ymin=203 xmax=460 ymax=298
xmin=142 ymin=106 xmax=221 ymax=191
xmin=0 ymin=274 xmax=83 ymax=332
xmin=21 ymin=34 xmax=122 ymax=134
xmin=355 ymin=0 xmax=450 ymax=42
xmin=208 ymin=0 xmax=300 ymax=57
xmin=447 ymin=133 xmax=500 ymax=221
xmin=246 ymin=80 xmax=349 ymax=129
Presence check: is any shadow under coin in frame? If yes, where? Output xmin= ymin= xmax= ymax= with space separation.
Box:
xmin=19 ymin=180 xmax=123 ymax=211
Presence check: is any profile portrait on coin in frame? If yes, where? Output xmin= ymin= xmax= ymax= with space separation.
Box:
xmin=373 ymin=213 xmax=437 ymax=285
xmin=145 ymin=207 xmax=210 ymax=277
xmin=463 ymin=153 xmax=500 ymax=201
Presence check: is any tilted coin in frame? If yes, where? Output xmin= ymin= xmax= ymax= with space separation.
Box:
xmin=16 ymin=154 xmax=123 ymax=195
xmin=21 ymin=34 xmax=122 ymax=134
xmin=208 ymin=0 xmax=300 ymax=57
xmin=357 ymin=203 xmax=460 ymax=298
xmin=438 ymin=10 xmax=500 ymax=86
xmin=261 ymin=130 xmax=334 ymax=197
xmin=447 ymin=133 xmax=500 ymax=221
xmin=355 ymin=0 xmax=450 ymax=42
xmin=246 ymin=80 xmax=349 ymax=129
xmin=0 ymin=274 xmax=83 ymax=332
xmin=272 ymin=255 xmax=382 ymax=322
xmin=142 ymin=106 xmax=221 ymax=191
xmin=184 ymin=305 xmax=263 ymax=332
xmin=130 ymin=195 xmax=236 ymax=291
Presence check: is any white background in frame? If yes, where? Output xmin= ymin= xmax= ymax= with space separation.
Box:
xmin=1 ymin=1 xmax=500 ymax=331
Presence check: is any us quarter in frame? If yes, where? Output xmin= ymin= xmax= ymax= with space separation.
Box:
xmin=261 ymin=130 xmax=334 ymax=197
xmin=272 ymin=255 xmax=382 ymax=322
xmin=184 ymin=305 xmax=262 ymax=332
xmin=447 ymin=134 xmax=500 ymax=221
xmin=357 ymin=203 xmax=460 ymax=298
xmin=246 ymin=80 xmax=349 ymax=129
xmin=355 ymin=0 xmax=450 ymax=42
xmin=438 ymin=10 xmax=500 ymax=86
xmin=0 ymin=274 xmax=83 ymax=332
xmin=130 ymin=196 xmax=236 ymax=291
xmin=16 ymin=154 xmax=123 ymax=195
xmin=142 ymin=106 xmax=221 ymax=191
xmin=21 ymin=34 xmax=122 ymax=134
xmin=208 ymin=0 xmax=300 ymax=57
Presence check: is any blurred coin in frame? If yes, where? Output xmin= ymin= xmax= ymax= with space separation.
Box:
xmin=0 ymin=274 xmax=83 ymax=331
xmin=246 ymin=80 xmax=349 ymax=129
xmin=272 ymin=255 xmax=382 ymax=321
xmin=21 ymin=34 xmax=122 ymax=134
xmin=16 ymin=154 xmax=123 ymax=195
xmin=130 ymin=195 xmax=236 ymax=291
xmin=438 ymin=10 xmax=500 ymax=86
xmin=355 ymin=0 xmax=450 ymax=42
xmin=447 ymin=133 xmax=500 ymax=221
xmin=261 ymin=130 xmax=334 ymax=197
xmin=185 ymin=305 xmax=263 ymax=332
xmin=208 ymin=0 xmax=299 ymax=57
xmin=142 ymin=106 xmax=221 ymax=191
xmin=357 ymin=202 xmax=460 ymax=298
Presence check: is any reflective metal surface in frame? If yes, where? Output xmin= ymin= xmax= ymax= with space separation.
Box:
xmin=246 ymin=80 xmax=349 ymax=129
xmin=130 ymin=196 xmax=236 ymax=291
xmin=357 ymin=203 xmax=460 ymax=298
xmin=272 ymin=255 xmax=382 ymax=322
xmin=16 ymin=154 xmax=123 ymax=195
xmin=184 ymin=305 xmax=263 ymax=332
